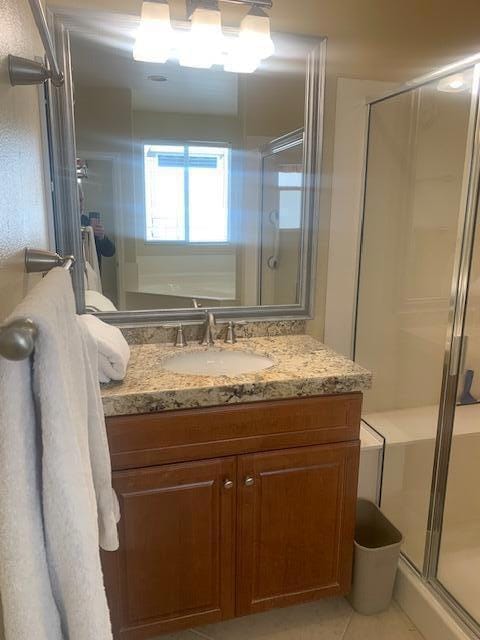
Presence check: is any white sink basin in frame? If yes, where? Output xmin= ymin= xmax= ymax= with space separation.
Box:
xmin=162 ymin=349 xmax=274 ymax=377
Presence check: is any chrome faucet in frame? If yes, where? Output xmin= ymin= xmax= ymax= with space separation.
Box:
xmin=200 ymin=311 xmax=216 ymax=346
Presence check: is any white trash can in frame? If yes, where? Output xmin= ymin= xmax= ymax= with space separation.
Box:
xmin=348 ymin=499 xmax=403 ymax=615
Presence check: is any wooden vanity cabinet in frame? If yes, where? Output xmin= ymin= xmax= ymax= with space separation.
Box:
xmin=105 ymin=457 xmax=236 ymax=639
xmin=236 ymin=442 xmax=358 ymax=616
xmin=103 ymin=394 xmax=362 ymax=640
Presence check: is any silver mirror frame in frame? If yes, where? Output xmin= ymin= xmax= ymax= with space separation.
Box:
xmin=47 ymin=9 xmax=326 ymax=324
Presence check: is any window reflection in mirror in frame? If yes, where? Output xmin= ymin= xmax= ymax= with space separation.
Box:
xmin=144 ymin=143 xmax=230 ymax=243
xmin=62 ymin=10 xmax=324 ymax=315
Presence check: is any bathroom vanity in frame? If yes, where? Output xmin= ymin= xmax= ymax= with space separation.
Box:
xmin=100 ymin=335 xmax=371 ymax=639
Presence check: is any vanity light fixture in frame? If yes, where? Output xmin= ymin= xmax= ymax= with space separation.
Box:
xmin=224 ymin=34 xmax=261 ymax=73
xmin=223 ymin=4 xmax=275 ymax=75
xmin=180 ymin=1 xmax=224 ymax=69
xmin=133 ymin=0 xmax=274 ymax=73
xmin=133 ymin=0 xmax=174 ymax=63
xmin=224 ymin=52 xmax=261 ymax=74
xmin=237 ymin=5 xmax=275 ymax=60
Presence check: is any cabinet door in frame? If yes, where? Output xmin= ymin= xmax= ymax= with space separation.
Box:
xmin=236 ymin=442 xmax=359 ymax=615
xmin=103 ymin=457 xmax=236 ymax=639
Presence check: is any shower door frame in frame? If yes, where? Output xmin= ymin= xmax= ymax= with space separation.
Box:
xmin=356 ymin=55 xmax=480 ymax=638
xmin=259 ymin=128 xmax=305 ymax=306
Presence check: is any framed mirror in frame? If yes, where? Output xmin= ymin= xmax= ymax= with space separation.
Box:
xmin=47 ymin=3 xmax=326 ymax=324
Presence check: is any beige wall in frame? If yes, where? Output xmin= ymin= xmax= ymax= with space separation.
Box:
xmin=239 ymin=71 xmax=305 ymax=140
xmin=323 ymin=78 xmax=395 ymax=354
xmin=74 ymin=86 xmax=133 ymax=153
xmin=133 ymin=110 xmax=242 ymax=144
xmin=0 ymin=0 xmax=52 ymax=322
xmin=74 ymin=85 xmax=136 ymax=304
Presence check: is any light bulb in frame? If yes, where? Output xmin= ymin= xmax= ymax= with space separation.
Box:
xmin=449 ymin=79 xmax=464 ymax=89
xmin=224 ymin=40 xmax=260 ymax=73
xmin=133 ymin=1 xmax=173 ymax=64
xmin=238 ymin=7 xmax=275 ymax=61
xmin=179 ymin=7 xmax=224 ymax=69
xmin=437 ymin=73 xmax=467 ymax=93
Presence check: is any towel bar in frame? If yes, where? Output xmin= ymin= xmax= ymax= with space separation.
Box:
xmin=0 ymin=249 xmax=76 ymax=361
xmin=25 ymin=248 xmax=75 ymax=274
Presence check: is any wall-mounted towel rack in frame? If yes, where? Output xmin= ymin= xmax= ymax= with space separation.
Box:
xmin=0 ymin=249 xmax=75 ymax=361
xmin=25 ymin=248 xmax=75 ymax=274
xmin=9 ymin=0 xmax=64 ymax=87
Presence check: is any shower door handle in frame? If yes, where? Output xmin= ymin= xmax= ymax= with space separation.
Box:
xmin=266 ymin=210 xmax=280 ymax=270
xmin=267 ymin=255 xmax=278 ymax=269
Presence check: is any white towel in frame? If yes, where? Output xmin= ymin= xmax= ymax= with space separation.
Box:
xmin=0 ymin=268 xmax=118 ymax=640
xmin=77 ymin=320 xmax=120 ymax=550
xmin=85 ymin=289 xmax=118 ymax=313
xmin=84 ymin=259 xmax=102 ymax=294
xmin=78 ymin=314 xmax=130 ymax=384
xmin=0 ymin=354 xmax=63 ymax=639
xmin=83 ymin=226 xmax=103 ymax=293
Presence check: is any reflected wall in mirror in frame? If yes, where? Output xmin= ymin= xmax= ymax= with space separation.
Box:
xmin=50 ymin=5 xmax=325 ymax=322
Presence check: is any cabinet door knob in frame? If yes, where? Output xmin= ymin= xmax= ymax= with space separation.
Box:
xmin=244 ymin=476 xmax=255 ymax=487
xmin=223 ymin=479 xmax=234 ymax=489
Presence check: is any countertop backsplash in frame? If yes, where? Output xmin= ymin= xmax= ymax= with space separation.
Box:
xmin=119 ymin=319 xmax=307 ymax=346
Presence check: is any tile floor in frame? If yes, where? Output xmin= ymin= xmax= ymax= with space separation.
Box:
xmin=155 ymin=598 xmax=423 ymax=640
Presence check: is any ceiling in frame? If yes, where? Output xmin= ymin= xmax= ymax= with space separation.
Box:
xmin=69 ymin=14 xmax=312 ymax=116
xmin=52 ymin=0 xmax=480 ymax=83
xmin=70 ymin=32 xmax=240 ymax=115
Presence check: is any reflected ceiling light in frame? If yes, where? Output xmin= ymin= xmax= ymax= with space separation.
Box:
xmin=134 ymin=1 xmax=173 ymax=63
xmin=179 ymin=2 xmax=224 ymax=69
xmin=238 ymin=5 xmax=275 ymax=61
xmin=224 ymin=44 xmax=261 ymax=74
xmin=437 ymin=73 xmax=467 ymax=93
xmin=224 ymin=57 xmax=261 ymax=73
xmin=133 ymin=0 xmax=275 ymax=72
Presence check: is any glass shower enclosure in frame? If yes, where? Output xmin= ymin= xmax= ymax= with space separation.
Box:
xmin=355 ymin=57 xmax=480 ymax=634
xmin=259 ymin=129 xmax=304 ymax=306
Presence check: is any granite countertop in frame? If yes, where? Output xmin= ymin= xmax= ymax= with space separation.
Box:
xmin=101 ymin=334 xmax=372 ymax=417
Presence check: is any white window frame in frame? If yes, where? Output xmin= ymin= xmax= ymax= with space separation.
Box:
xmin=143 ymin=140 xmax=232 ymax=246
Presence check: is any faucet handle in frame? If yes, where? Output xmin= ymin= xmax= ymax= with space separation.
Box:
xmin=174 ymin=324 xmax=187 ymax=348
xmin=224 ymin=321 xmax=236 ymax=344
xmin=224 ymin=320 xmax=247 ymax=344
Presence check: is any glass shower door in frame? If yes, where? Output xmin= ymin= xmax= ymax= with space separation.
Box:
xmin=436 ymin=215 xmax=480 ymax=625
xmin=355 ymin=68 xmax=476 ymax=571
xmin=355 ymin=57 xmax=480 ymax=635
